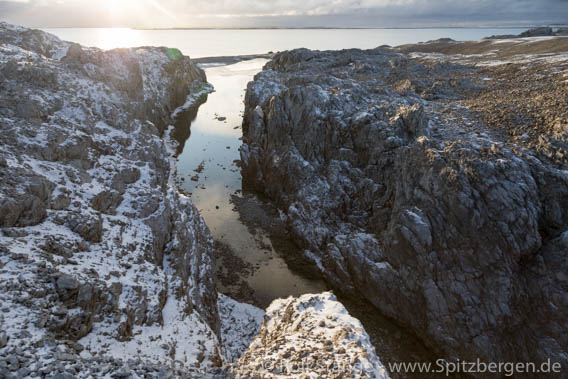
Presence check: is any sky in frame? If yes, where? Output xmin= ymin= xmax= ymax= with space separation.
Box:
xmin=0 ymin=0 xmax=566 ymax=28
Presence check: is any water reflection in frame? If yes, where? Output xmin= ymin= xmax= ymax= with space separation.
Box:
xmin=175 ymin=59 xmax=327 ymax=307
xmin=171 ymin=98 xmax=202 ymax=155
xmin=175 ymin=59 xmax=445 ymax=377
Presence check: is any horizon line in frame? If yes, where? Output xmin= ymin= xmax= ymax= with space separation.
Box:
xmin=36 ymin=24 xmax=567 ymax=30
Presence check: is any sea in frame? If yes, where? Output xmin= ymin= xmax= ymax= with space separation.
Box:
xmin=42 ymin=27 xmax=527 ymax=58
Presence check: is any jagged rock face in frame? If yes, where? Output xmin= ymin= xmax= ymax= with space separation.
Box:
xmin=0 ymin=22 xmax=222 ymax=376
xmin=233 ymin=292 xmax=389 ymax=378
xmin=241 ymin=47 xmax=568 ymax=367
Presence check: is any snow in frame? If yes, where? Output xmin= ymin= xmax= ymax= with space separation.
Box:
xmin=490 ymin=36 xmax=560 ymax=44
xmin=79 ymin=257 xmax=221 ymax=371
xmin=411 ymin=49 xmax=568 ymax=67
xmin=171 ymin=82 xmax=214 ymax=119
xmin=218 ymin=294 xmax=264 ymax=363
xmin=237 ymin=292 xmax=390 ymax=378
xmin=52 ymin=45 xmax=69 ymax=60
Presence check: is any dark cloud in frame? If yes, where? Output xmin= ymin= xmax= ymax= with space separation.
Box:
xmin=0 ymin=0 xmax=566 ymax=28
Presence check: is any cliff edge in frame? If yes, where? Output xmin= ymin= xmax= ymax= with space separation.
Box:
xmin=241 ymin=38 xmax=568 ymax=371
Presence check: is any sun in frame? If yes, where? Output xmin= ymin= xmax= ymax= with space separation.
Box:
xmin=103 ymin=0 xmax=122 ymax=16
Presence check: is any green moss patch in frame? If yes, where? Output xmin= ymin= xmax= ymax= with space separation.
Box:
xmin=165 ymin=48 xmax=182 ymax=61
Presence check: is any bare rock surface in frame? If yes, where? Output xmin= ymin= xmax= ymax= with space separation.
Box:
xmin=0 ymin=22 xmax=224 ymax=377
xmin=240 ymin=38 xmax=568 ymax=371
xmin=233 ymin=292 xmax=389 ymax=378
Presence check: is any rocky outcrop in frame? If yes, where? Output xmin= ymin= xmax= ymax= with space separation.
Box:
xmin=485 ymin=27 xmax=558 ymax=39
xmin=240 ymin=46 xmax=568 ymax=371
xmin=0 ymin=22 xmax=222 ymax=377
xmin=0 ymin=168 xmax=55 ymax=227
xmin=519 ymin=27 xmax=554 ymax=37
xmin=233 ymin=292 xmax=389 ymax=378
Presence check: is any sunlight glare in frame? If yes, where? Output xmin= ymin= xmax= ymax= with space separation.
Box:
xmin=95 ymin=28 xmax=143 ymax=50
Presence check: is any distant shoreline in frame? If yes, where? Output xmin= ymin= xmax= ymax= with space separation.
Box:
xmin=38 ymin=25 xmax=567 ymax=30
xmin=192 ymin=54 xmax=274 ymax=65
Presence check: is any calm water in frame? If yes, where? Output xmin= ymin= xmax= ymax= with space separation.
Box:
xmin=171 ymin=61 xmax=439 ymax=373
xmin=170 ymin=61 xmax=440 ymax=372
xmin=174 ymin=59 xmax=327 ymax=306
xmin=42 ymin=28 xmax=527 ymax=58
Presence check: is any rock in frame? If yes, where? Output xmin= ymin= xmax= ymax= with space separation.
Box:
xmin=217 ymin=294 xmax=263 ymax=363
xmin=111 ymin=367 xmax=132 ymax=378
xmin=65 ymin=213 xmax=103 ymax=243
xmin=486 ymin=27 xmax=555 ymax=40
xmin=483 ymin=33 xmax=517 ymax=40
xmin=52 ymin=373 xmax=77 ymax=379
xmin=50 ymin=194 xmax=71 ymax=210
xmin=519 ymin=27 xmax=554 ymax=37
xmin=241 ymin=47 xmax=568 ymax=369
xmin=66 ymin=312 xmax=94 ymax=340
xmin=56 ymin=275 xmax=80 ymax=292
xmin=111 ymin=168 xmax=141 ymax=193
xmin=393 ymin=104 xmax=430 ymax=140
xmin=90 ymin=191 xmax=123 ymax=215
xmin=0 ymin=169 xmax=55 ymax=227
xmin=5 ymin=356 xmax=18 ymax=371
xmin=233 ymin=292 xmax=389 ymax=378
xmin=0 ymin=332 xmax=8 ymax=348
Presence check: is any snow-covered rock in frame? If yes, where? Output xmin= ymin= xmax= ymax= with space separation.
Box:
xmin=218 ymin=293 xmax=264 ymax=364
xmin=0 ymin=22 xmax=221 ymax=377
xmin=233 ymin=292 xmax=389 ymax=378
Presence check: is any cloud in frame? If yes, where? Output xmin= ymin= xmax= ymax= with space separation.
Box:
xmin=0 ymin=0 xmax=566 ymax=27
